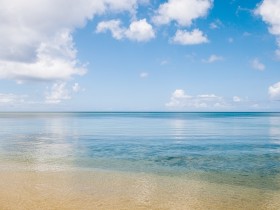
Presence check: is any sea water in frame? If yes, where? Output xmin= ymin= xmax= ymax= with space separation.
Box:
xmin=0 ymin=112 xmax=280 ymax=188
xmin=0 ymin=112 xmax=280 ymax=209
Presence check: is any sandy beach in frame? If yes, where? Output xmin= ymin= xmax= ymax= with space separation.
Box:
xmin=1 ymin=168 xmax=280 ymax=210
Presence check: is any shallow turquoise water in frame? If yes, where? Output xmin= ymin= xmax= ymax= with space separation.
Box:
xmin=0 ymin=112 xmax=280 ymax=190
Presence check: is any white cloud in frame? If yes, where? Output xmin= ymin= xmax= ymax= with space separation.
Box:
xmin=251 ymin=58 xmax=265 ymax=71
xmin=255 ymin=0 xmax=280 ymax=58
xmin=269 ymin=82 xmax=280 ymax=99
xmin=125 ymin=19 xmax=155 ymax=42
xmin=140 ymin=72 xmax=149 ymax=78
xmin=72 ymin=83 xmax=83 ymax=93
xmin=96 ymin=19 xmax=124 ymax=40
xmin=173 ymin=89 xmax=192 ymax=99
xmin=233 ymin=96 xmax=242 ymax=102
xmin=104 ymin=0 xmax=140 ymax=12
xmin=153 ymin=0 xmax=213 ymax=26
xmin=203 ymin=54 xmax=223 ymax=63
xmin=166 ymin=89 xmax=226 ymax=109
xmin=0 ymin=30 xmax=86 ymax=81
xmin=209 ymin=19 xmax=222 ymax=29
xmin=0 ymin=0 xmax=145 ymax=82
xmin=45 ymin=83 xmax=71 ymax=104
xmin=172 ymin=29 xmax=208 ymax=45
xmin=96 ymin=19 xmax=155 ymax=42
xmin=255 ymin=0 xmax=280 ymax=36
xmin=0 ymin=93 xmax=26 ymax=105
xmin=166 ymin=90 xmax=265 ymax=110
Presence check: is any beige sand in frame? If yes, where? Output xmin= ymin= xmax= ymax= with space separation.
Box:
xmin=0 ymin=169 xmax=280 ymax=210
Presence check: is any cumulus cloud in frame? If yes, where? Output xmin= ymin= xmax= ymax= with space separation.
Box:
xmin=0 ymin=0 xmax=145 ymax=82
xmin=153 ymin=0 xmax=213 ymax=26
xmin=96 ymin=19 xmax=155 ymax=42
xmin=269 ymin=82 xmax=280 ymax=100
xmin=255 ymin=0 xmax=280 ymax=36
xmin=172 ymin=89 xmax=192 ymax=99
xmin=172 ymin=29 xmax=208 ymax=45
xmin=45 ymin=82 xmax=84 ymax=103
xmin=166 ymin=89 xmax=226 ymax=109
xmin=255 ymin=0 xmax=280 ymax=58
xmin=45 ymin=83 xmax=71 ymax=104
xmin=125 ymin=19 xmax=155 ymax=41
xmin=203 ymin=54 xmax=223 ymax=63
xmin=0 ymin=31 xmax=86 ymax=81
xmin=104 ymin=0 xmax=140 ymax=12
xmin=96 ymin=20 xmax=124 ymax=40
xmin=251 ymin=58 xmax=265 ymax=71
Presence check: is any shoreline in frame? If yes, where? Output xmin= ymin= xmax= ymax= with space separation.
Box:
xmin=1 ymin=169 xmax=279 ymax=210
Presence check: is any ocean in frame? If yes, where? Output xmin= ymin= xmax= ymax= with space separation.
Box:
xmin=0 ymin=112 xmax=280 ymax=209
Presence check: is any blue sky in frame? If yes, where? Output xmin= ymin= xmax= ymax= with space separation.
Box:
xmin=0 ymin=0 xmax=280 ymax=111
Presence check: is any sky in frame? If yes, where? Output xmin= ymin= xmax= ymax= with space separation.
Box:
xmin=0 ymin=0 xmax=280 ymax=111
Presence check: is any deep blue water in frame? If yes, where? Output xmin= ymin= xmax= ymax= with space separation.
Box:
xmin=0 ymin=112 xmax=280 ymax=189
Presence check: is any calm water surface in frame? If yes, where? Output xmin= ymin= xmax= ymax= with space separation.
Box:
xmin=0 ymin=112 xmax=280 ymax=190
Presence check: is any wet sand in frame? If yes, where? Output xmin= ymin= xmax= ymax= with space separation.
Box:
xmin=0 ymin=169 xmax=280 ymax=210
